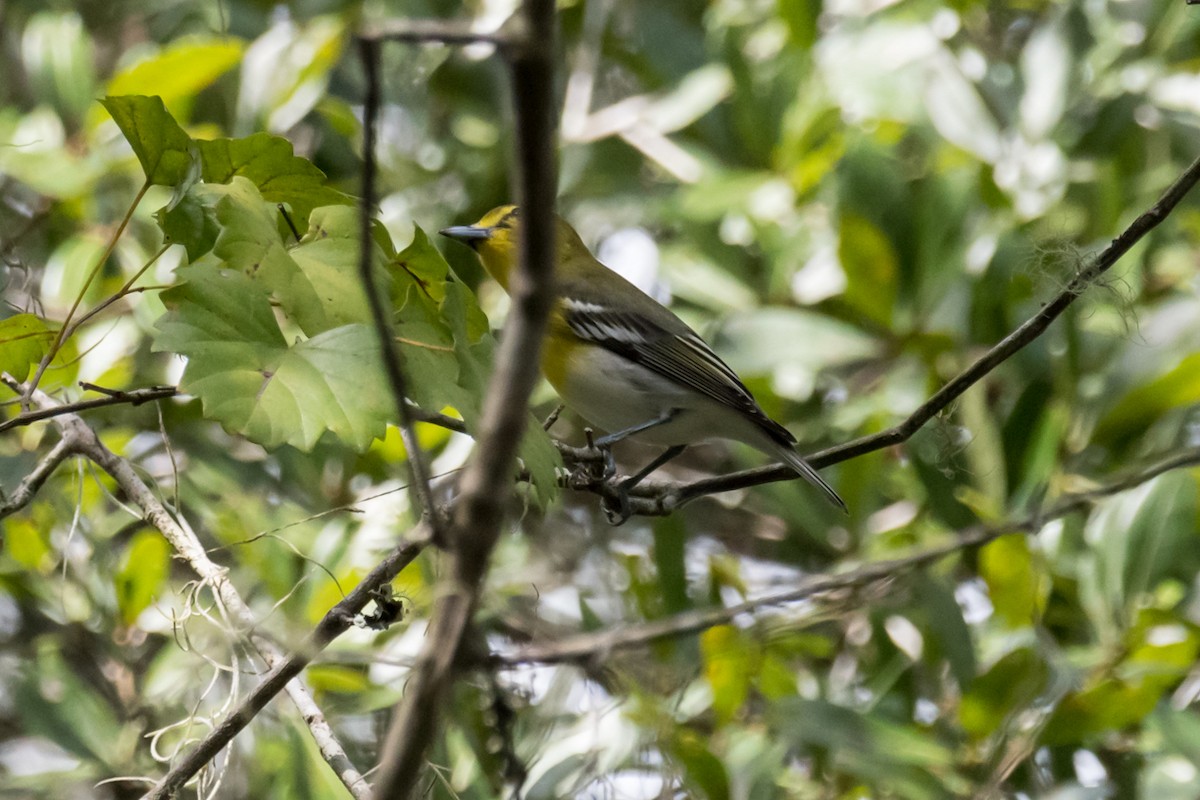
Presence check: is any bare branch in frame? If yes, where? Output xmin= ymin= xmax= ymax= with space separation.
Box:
xmin=592 ymin=153 xmax=1200 ymax=516
xmin=0 ymin=384 xmax=178 ymax=434
xmin=360 ymin=18 xmax=515 ymax=49
xmin=496 ymin=445 xmax=1200 ymax=666
xmin=406 ymin=401 xmax=468 ymax=434
xmin=3 ymin=380 xmax=375 ymax=799
xmin=370 ymin=1 xmax=559 ymax=794
xmin=0 ymin=430 xmax=76 ymax=518
xmin=356 ymin=35 xmax=442 ymax=538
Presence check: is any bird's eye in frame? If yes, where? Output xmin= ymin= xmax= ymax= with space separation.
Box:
xmin=496 ymin=208 xmax=520 ymax=229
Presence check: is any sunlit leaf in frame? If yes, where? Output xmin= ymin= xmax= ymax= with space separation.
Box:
xmin=701 ymin=625 xmax=754 ymax=725
xmin=979 ymin=534 xmax=1048 ymax=628
xmin=104 ymin=38 xmax=244 ymax=117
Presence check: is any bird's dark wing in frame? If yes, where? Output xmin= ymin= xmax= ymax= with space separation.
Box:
xmin=560 ymin=297 xmax=796 ymax=445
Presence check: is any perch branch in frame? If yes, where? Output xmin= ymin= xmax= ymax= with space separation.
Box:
xmin=580 ymin=154 xmax=1200 ymax=517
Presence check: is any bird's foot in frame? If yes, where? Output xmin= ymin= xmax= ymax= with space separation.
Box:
xmin=600 ymin=483 xmax=633 ymax=526
xmin=584 ymin=427 xmax=617 ymax=480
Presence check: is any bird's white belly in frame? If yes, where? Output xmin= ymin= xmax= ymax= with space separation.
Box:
xmin=553 ymin=345 xmax=755 ymax=446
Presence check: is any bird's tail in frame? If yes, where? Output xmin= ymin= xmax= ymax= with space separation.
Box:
xmin=764 ymin=440 xmax=847 ymax=513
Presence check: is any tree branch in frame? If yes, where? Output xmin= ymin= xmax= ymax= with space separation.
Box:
xmin=370 ymin=1 xmax=559 ymax=795
xmin=360 ymin=18 xmax=516 ymax=49
xmin=496 ymin=445 xmax=1200 ymax=666
xmin=0 ymin=378 xmax=376 ymax=800
xmin=589 ymin=153 xmax=1200 ymax=516
xmin=0 ymin=424 xmax=77 ymax=518
xmin=145 ymin=533 xmax=430 ymax=800
xmin=0 ymin=384 xmax=178 ymax=434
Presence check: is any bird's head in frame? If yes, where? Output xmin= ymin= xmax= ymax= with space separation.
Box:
xmin=440 ymin=205 xmax=584 ymax=291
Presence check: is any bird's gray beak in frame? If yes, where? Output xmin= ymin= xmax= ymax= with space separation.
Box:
xmin=439 ymin=225 xmax=492 ymax=249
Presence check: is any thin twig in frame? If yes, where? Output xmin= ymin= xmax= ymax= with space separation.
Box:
xmin=59 ymin=242 xmax=170 ymax=338
xmin=599 ymin=154 xmax=1200 ymax=516
xmin=0 ymin=384 xmax=178 ymax=434
xmin=496 ymin=445 xmax=1200 ymax=666
xmin=405 ymin=402 xmax=467 ymax=433
xmin=370 ymin=1 xmax=559 ymax=795
xmin=360 ymin=18 xmax=516 ymax=49
xmin=25 ymin=181 xmax=151 ymax=401
xmin=357 ymin=35 xmax=443 ymax=538
xmin=0 ymin=432 xmax=76 ymax=518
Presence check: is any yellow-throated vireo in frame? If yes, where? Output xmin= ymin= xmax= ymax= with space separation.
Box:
xmin=441 ymin=205 xmax=846 ymax=515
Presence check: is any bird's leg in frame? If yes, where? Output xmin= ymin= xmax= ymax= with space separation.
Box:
xmin=577 ymin=427 xmax=616 ymax=481
xmin=583 ymin=409 xmax=680 ymax=484
xmin=592 ymin=408 xmax=680 ymax=448
xmin=602 ymin=444 xmax=687 ymax=526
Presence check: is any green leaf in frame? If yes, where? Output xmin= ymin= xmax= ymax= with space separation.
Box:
xmin=772 ymin=698 xmax=965 ymax=797
xmin=22 ymin=12 xmax=96 ymax=121
xmin=198 ymin=133 xmax=352 ymax=229
xmin=1082 ymin=472 xmax=1198 ymax=633
xmin=100 ymin=94 xmax=197 ymax=187
xmin=17 ymin=639 xmax=129 ymax=765
xmin=1044 ymin=608 xmax=1200 ymax=745
xmin=5 ymin=517 xmax=53 ymax=571
xmin=673 ymin=730 xmax=731 ymax=800
xmin=653 ymin=515 xmax=691 ymax=615
xmin=153 ymin=265 xmax=392 ymax=450
xmin=701 ymin=625 xmax=755 ymax=725
xmin=1097 ymin=351 xmax=1200 ymax=446
xmin=114 ymin=530 xmax=171 ymax=625
xmin=959 ymin=648 xmax=1049 ymax=739
xmin=104 ymin=38 xmax=244 ymax=115
xmin=915 ymin=578 xmax=977 ymax=687
xmin=439 ymin=281 xmax=561 ymax=505
xmin=979 ymin=534 xmax=1048 ymax=629
xmin=392 ymin=226 xmax=450 ymax=304
xmin=306 ymin=665 xmax=371 ymax=695
xmin=160 ymin=179 xmax=373 ymax=336
xmin=838 ymin=212 xmax=898 ymax=327
xmin=0 ymin=314 xmax=56 ymax=382
xmin=291 ymin=205 xmax=387 ymax=329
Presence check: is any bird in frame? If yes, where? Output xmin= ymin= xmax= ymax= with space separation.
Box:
xmin=440 ymin=205 xmax=846 ymax=520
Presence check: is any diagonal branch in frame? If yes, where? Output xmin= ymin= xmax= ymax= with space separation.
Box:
xmin=370 ymin=1 xmax=559 ymax=795
xmin=497 ymin=444 xmax=1200 ymax=666
xmin=1 ymin=378 xmax=376 ymax=800
xmin=0 ymin=427 xmax=76 ymax=518
xmin=145 ymin=533 xmax=430 ymax=800
xmin=599 ymin=153 xmax=1200 ymax=517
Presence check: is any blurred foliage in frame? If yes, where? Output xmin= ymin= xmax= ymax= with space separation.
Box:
xmin=3 ymin=0 xmax=1200 ymax=798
